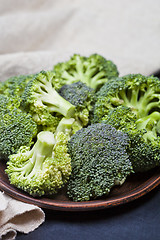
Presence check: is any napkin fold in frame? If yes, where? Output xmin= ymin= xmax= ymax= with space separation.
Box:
xmin=0 ymin=191 xmax=45 ymax=240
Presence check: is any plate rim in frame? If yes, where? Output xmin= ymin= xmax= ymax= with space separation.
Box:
xmin=0 ymin=169 xmax=160 ymax=211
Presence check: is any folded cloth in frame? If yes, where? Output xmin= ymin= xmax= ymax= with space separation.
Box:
xmin=0 ymin=51 xmax=72 ymax=82
xmin=0 ymin=191 xmax=45 ymax=240
xmin=0 ymin=0 xmax=160 ymax=76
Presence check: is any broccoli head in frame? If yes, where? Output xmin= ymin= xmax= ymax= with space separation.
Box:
xmin=102 ymin=106 xmax=160 ymax=172
xmin=93 ymin=74 xmax=160 ymax=122
xmin=53 ymin=53 xmax=119 ymax=91
xmin=58 ymin=81 xmax=95 ymax=126
xmin=6 ymin=130 xmax=72 ymax=197
xmin=0 ymin=94 xmax=37 ymax=160
xmin=0 ymin=94 xmax=20 ymax=112
xmin=0 ymin=74 xmax=34 ymax=99
xmin=21 ymin=70 xmax=75 ymax=129
xmin=67 ymin=123 xmax=133 ymax=201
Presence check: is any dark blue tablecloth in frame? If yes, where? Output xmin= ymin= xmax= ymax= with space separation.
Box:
xmin=16 ymin=185 xmax=160 ymax=240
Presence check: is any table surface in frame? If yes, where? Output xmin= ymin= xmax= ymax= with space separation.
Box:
xmin=16 ymin=185 xmax=160 ymax=240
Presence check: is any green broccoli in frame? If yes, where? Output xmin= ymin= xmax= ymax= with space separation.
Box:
xmin=21 ymin=70 xmax=75 ymax=129
xmin=0 ymin=94 xmax=20 ymax=112
xmin=54 ymin=117 xmax=83 ymax=141
xmin=102 ymin=106 xmax=160 ymax=172
xmin=0 ymin=74 xmax=34 ymax=99
xmin=6 ymin=130 xmax=72 ymax=197
xmin=93 ymin=73 xmax=160 ymax=172
xmin=53 ymin=53 xmax=119 ymax=91
xmin=58 ymin=81 xmax=95 ymax=126
xmin=0 ymin=94 xmax=37 ymax=160
xmin=101 ymin=106 xmax=137 ymax=131
xmin=67 ymin=123 xmax=133 ymax=201
xmin=93 ymin=74 xmax=160 ymax=122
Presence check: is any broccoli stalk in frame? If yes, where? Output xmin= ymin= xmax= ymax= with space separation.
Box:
xmin=118 ymin=85 xmax=159 ymax=118
xmin=33 ymin=78 xmax=75 ymax=117
xmin=136 ymin=112 xmax=160 ymax=142
xmin=14 ymin=131 xmax=55 ymax=178
xmin=53 ymin=54 xmax=119 ymax=91
xmin=6 ymin=130 xmax=72 ymax=197
xmin=21 ymin=71 xmax=75 ymax=124
xmin=93 ymin=74 xmax=160 ymax=123
xmin=82 ymin=55 xmax=116 ymax=90
xmin=61 ymin=54 xmax=108 ymax=89
xmin=55 ymin=117 xmax=83 ymax=140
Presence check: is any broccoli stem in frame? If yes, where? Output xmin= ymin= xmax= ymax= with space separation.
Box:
xmin=89 ymin=72 xmax=107 ymax=89
xmin=17 ymin=160 xmax=34 ymax=177
xmin=62 ymin=71 xmax=75 ymax=83
xmin=118 ymin=90 xmax=131 ymax=108
xmin=12 ymin=131 xmax=55 ymax=178
xmin=130 ymin=89 xmax=139 ymax=106
xmin=35 ymin=80 xmax=75 ymax=118
xmin=85 ymin=66 xmax=98 ymax=79
xmin=55 ymin=117 xmax=75 ymax=137
xmin=136 ymin=112 xmax=160 ymax=141
xmin=27 ymin=131 xmax=55 ymax=178
xmin=137 ymin=88 xmax=156 ymax=117
xmin=75 ymin=56 xmax=85 ymax=80
xmin=119 ymin=87 xmax=160 ymax=118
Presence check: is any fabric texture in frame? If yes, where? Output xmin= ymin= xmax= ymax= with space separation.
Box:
xmin=0 ymin=191 xmax=45 ymax=240
xmin=0 ymin=0 xmax=160 ymax=80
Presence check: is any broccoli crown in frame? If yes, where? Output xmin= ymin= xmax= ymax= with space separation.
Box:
xmin=102 ymin=106 xmax=137 ymax=130
xmin=0 ymin=74 xmax=34 ymax=98
xmin=58 ymin=81 xmax=95 ymax=126
xmin=6 ymin=131 xmax=71 ymax=197
xmin=21 ymin=70 xmax=75 ymax=127
xmin=93 ymin=74 xmax=160 ymax=122
xmin=0 ymin=95 xmax=37 ymax=160
xmin=102 ymin=106 xmax=160 ymax=172
xmin=0 ymin=94 xmax=20 ymax=112
xmin=53 ymin=53 xmax=119 ymax=91
xmin=67 ymin=123 xmax=133 ymax=201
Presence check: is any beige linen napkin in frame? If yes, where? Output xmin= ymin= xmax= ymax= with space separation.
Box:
xmin=0 ymin=0 xmax=160 ymax=76
xmin=0 ymin=191 xmax=45 ymax=240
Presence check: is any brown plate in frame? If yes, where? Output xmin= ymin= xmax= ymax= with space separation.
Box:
xmin=0 ymin=160 xmax=160 ymax=211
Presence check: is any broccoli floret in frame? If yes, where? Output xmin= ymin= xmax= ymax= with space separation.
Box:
xmin=0 ymin=74 xmax=34 ymax=99
xmin=6 ymin=131 xmax=72 ymax=197
xmin=21 ymin=70 xmax=75 ymax=128
xmin=102 ymin=106 xmax=160 ymax=172
xmin=0 ymin=95 xmax=37 ymax=160
xmin=53 ymin=54 xmax=119 ymax=91
xmin=67 ymin=123 xmax=133 ymax=201
xmin=55 ymin=117 xmax=83 ymax=141
xmin=93 ymin=74 xmax=160 ymax=122
xmin=102 ymin=106 xmax=137 ymax=130
xmin=58 ymin=81 xmax=95 ymax=126
xmin=0 ymin=94 xmax=20 ymax=112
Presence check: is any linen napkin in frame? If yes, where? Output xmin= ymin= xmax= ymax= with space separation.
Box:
xmin=0 ymin=0 xmax=160 ymax=77
xmin=0 ymin=191 xmax=45 ymax=240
